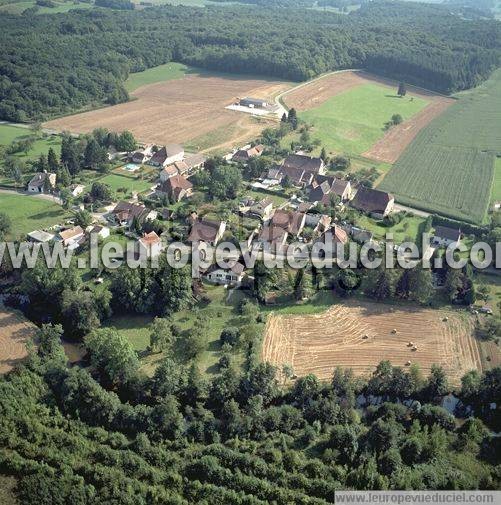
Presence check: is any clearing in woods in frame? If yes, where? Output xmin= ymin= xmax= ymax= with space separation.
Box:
xmin=45 ymin=70 xmax=291 ymax=153
xmin=0 ymin=307 xmax=37 ymax=374
xmin=262 ymin=300 xmax=482 ymax=385
xmin=282 ymin=70 xmax=453 ymax=162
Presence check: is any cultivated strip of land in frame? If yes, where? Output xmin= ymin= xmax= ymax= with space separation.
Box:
xmin=379 ymin=69 xmax=501 ymax=224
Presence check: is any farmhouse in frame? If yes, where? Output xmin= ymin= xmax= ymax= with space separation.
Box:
xmin=180 ymin=153 xmax=206 ymax=175
xmin=56 ymin=226 xmax=85 ymax=249
xmin=27 ymin=230 xmax=55 ymax=243
xmin=270 ymin=209 xmax=306 ymax=238
xmin=232 ymin=144 xmax=264 ymax=163
xmin=433 ymin=225 xmax=461 ymax=247
xmin=314 ymin=225 xmax=349 ymax=256
xmin=156 ymin=174 xmax=193 ymax=202
xmin=282 ymin=154 xmax=325 ymax=176
xmin=148 ymin=145 xmax=184 ymax=168
xmin=351 ymin=187 xmax=394 ymax=219
xmin=138 ymin=231 xmax=162 ymax=258
xmin=188 ymin=218 xmax=226 ymax=246
xmin=27 ymin=172 xmax=56 ymax=194
xmin=109 ymin=201 xmax=153 ymax=227
xmin=204 ymin=262 xmax=246 ymax=286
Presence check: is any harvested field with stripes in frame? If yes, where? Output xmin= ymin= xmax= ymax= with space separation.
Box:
xmin=262 ymin=301 xmax=482 ymax=385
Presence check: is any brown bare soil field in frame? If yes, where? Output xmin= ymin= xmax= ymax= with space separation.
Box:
xmin=0 ymin=307 xmax=37 ymax=374
xmin=362 ymin=98 xmax=454 ymax=163
xmin=45 ymin=73 xmax=290 ymax=152
xmin=262 ymin=301 xmax=482 ymax=385
xmin=282 ymin=70 xmax=454 ymax=164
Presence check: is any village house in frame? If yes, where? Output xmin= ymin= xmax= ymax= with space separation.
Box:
xmin=232 ymin=144 xmax=264 ymax=163
xmin=109 ymin=201 xmax=155 ymax=227
xmin=308 ymin=176 xmax=351 ymax=205
xmin=148 ymin=144 xmax=184 ymax=168
xmin=188 ymin=218 xmax=226 ymax=247
xmin=245 ymin=198 xmax=274 ymax=221
xmin=282 ymin=153 xmax=326 ymax=176
xmin=130 ymin=145 xmax=153 ymax=165
xmin=56 ymin=226 xmax=85 ymax=249
xmin=27 ymin=172 xmax=56 ymax=194
xmin=350 ymin=187 xmax=395 ymax=219
xmin=270 ymin=209 xmax=306 ymax=238
xmin=156 ymin=174 xmax=193 ymax=202
xmin=70 ymin=184 xmax=86 ymax=197
xmin=204 ymin=262 xmax=246 ymax=286
xmin=27 ymin=230 xmax=55 ymax=243
xmin=256 ymin=225 xmax=288 ymax=248
xmin=313 ymin=225 xmax=349 ymax=257
xmin=86 ymin=225 xmax=110 ymax=240
xmin=138 ymin=231 xmax=162 ymax=258
xmin=432 ymin=225 xmax=462 ymax=248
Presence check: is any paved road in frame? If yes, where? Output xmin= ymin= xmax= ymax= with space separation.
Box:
xmin=0 ymin=187 xmax=62 ymax=205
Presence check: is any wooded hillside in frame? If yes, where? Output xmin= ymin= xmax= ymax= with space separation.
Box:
xmin=0 ymin=1 xmax=500 ymax=121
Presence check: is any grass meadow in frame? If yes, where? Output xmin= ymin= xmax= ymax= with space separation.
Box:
xmin=491 ymin=157 xmax=501 ymax=203
xmin=379 ymin=69 xmax=501 ymax=224
xmin=125 ymin=63 xmax=191 ymax=92
xmin=299 ymin=84 xmax=428 ymax=156
xmin=0 ymin=193 xmax=71 ymax=240
xmin=0 ymin=0 xmax=92 ymax=14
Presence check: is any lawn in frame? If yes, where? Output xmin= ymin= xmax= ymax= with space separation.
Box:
xmin=107 ymin=285 xmax=255 ymax=377
xmin=0 ymin=124 xmax=62 ymax=172
xmin=355 ymin=214 xmax=425 ymax=244
xmin=379 ymin=69 xmax=501 ymax=224
xmin=125 ymin=63 xmax=192 ymax=93
xmin=299 ymin=84 xmax=428 ymax=156
xmin=97 ymin=173 xmax=153 ymax=195
xmin=491 ymin=157 xmax=501 ymax=203
xmin=0 ymin=193 xmax=71 ymax=240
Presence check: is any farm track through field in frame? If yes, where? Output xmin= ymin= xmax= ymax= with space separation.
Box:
xmin=262 ymin=300 xmax=483 ymax=385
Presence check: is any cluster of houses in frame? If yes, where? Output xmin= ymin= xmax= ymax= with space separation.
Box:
xmin=23 ymin=140 xmax=464 ymax=289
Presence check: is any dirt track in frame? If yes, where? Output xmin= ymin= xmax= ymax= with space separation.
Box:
xmin=283 ymin=70 xmax=454 ymax=164
xmin=45 ymin=74 xmax=290 ymax=151
xmin=0 ymin=307 xmax=37 ymax=374
xmin=262 ymin=300 xmax=482 ymax=385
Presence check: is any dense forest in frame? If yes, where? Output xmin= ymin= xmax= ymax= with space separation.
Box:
xmin=0 ymin=1 xmax=500 ymax=121
xmin=0 ymin=321 xmax=500 ymax=503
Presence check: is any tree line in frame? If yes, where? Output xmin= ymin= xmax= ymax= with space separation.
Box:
xmin=0 ymin=1 xmax=500 ymax=121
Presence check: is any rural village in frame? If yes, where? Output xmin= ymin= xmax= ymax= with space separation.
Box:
xmin=0 ymin=0 xmax=501 ymax=499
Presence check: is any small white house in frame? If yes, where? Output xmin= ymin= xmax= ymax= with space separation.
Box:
xmin=138 ymin=231 xmax=162 ymax=258
xmin=56 ymin=226 xmax=85 ymax=249
xmin=70 ymin=184 xmax=86 ymax=197
xmin=27 ymin=172 xmax=56 ymax=194
xmin=205 ymin=262 xmax=246 ymax=286
xmin=86 ymin=225 xmax=110 ymax=240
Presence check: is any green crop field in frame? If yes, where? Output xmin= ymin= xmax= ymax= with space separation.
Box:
xmin=299 ymin=83 xmax=428 ymax=156
xmin=379 ymin=69 xmax=501 ymax=224
xmin=125 ymin=62 xmax=192 ymax=92
xmin=0 ymin=193 xmax=70 ymax=240
xmin=491 ymin=157 xmax=501 ymax=203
